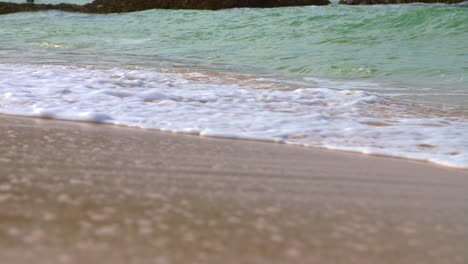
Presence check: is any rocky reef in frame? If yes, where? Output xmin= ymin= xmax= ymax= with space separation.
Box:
xmin=339 ymin=0 xmax=465 ymax=4
xmin=0 ymin=3 xmax=81 ymax=14
xmin=0 ymin=0 xmax=330 ymax=15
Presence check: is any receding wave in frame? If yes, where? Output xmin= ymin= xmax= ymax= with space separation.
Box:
xmin=0 ymin=63 xmax=466 ymax=168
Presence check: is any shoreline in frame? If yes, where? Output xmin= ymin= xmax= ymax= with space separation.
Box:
xmin=2 ymin=112 xmax=466 ymax=171
xmin=1 ymin=114 xmax=468 ymax=263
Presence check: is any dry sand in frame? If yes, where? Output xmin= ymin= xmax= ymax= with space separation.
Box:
xmin=0 ymin=115 xmax=467 ymax=264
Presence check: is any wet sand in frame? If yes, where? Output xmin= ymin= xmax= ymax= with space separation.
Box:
xmin=0 ymin=115 xmax=467 ymax=264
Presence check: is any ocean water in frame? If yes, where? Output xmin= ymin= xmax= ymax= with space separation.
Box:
xmin=0 ymin=3 xmax=467 ymax=168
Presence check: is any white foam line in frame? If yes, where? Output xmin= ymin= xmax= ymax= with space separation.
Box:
xmin=1 ymin=63 xmax=467 ymax=169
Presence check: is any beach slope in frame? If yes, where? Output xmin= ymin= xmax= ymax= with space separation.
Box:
xmin=0 ymin=115 xmax=467 ymax=264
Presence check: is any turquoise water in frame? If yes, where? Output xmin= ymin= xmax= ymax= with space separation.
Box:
xmin=0 ymin=4 xmax=467 ymax=168
xmin=1 ymin=4 xmax=467 ymax=106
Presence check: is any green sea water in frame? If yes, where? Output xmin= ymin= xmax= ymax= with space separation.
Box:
xmin=1 ymin=2 xmax=468 ymax=168
xmin=0 ymin=2 xmax=467 ymax=106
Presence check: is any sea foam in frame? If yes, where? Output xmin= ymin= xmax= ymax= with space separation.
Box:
xmin=1 ymin=63 xmax=466 ymax=168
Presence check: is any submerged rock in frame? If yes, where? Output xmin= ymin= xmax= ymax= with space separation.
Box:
xmin=0 ymin=0 xmax=330 ymax=15
xmin=339 ymin=0 xmax=465 ymax=4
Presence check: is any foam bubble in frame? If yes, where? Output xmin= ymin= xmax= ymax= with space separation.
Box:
xmin=79 ymin=112 xmax=113 ymax=123
xmin=0 ymin=63 xmax=467 ymax=168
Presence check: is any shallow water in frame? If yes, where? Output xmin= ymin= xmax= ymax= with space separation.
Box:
xmin=0 ymin=3 xmax=467 ymax=167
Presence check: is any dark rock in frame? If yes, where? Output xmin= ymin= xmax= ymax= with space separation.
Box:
xmin=339 ymin=0 xmax=465 ymax=4
xmin=84 ymin=0 xmax=330 ymax=13
xmin=0 ymin=0 xmax=329 ymax=15
xmin=0 ymin=2 xmax=83 ymax=14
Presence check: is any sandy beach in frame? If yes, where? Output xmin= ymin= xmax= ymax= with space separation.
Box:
xmin=0 ymin=114 xmax=467 ymax=264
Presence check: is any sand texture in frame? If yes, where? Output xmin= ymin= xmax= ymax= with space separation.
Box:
xmin=0 ymin=115 xmax=467 ymax=264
